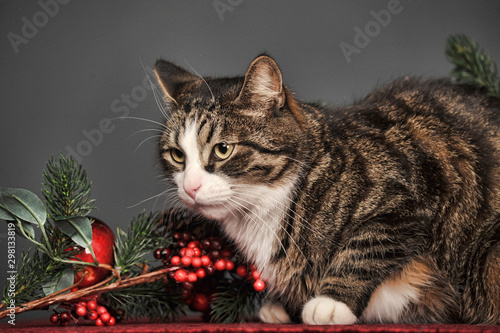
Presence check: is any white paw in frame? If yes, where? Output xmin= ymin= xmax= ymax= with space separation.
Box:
xmin=302 ymin=296 xmax=357 ymax=325
xmin=259 ymin=302 xmax=292 ymax=324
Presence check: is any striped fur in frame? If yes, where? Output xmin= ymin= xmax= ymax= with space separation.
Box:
xmin=155 ymin=55 xmax=500 ymax=324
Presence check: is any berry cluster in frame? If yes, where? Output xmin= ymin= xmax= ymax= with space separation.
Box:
xmin=49 ymin=299 xmax=118 ymax=326
xmin=154 ymin=231 xmax=265 ymax=313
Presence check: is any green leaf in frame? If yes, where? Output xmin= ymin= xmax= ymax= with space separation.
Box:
xmin=54 ymin=217 xmax=93 ymax=248
xmin=16 ymin=219 xmax=36 ymax=239
xmin=0 ymin=204 xmax=15 ymax=220
xmin=42 ymin=266 xmax=74 ymax=296
xmin=0 ymin=188 xmax=47 ymax=225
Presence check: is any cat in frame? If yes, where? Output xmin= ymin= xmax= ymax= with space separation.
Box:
xmin=154 ymin=54 xmax=500 ymax=325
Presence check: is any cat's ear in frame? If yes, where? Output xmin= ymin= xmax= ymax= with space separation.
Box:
xmin=235 ymin=55 xmax=285 ymax=111
xmin=154 ymin=59 xmax=197 ymax=105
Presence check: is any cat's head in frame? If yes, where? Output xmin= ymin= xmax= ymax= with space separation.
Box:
xmin=155 ymin=55 xmax=305 ymax=222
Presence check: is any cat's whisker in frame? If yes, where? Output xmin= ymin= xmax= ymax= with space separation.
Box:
xmin=127 ymin=187 xmax=177 ymax=209
xmin=134 ymin=134 xmax=164 ymax=153
xmin=114 ymin=116 xmax=168 ymax=129
xmin=183 ymin=59 xmax=216 ymax=106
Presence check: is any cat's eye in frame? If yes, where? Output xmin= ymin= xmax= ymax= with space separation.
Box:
xmin=213 ymin=143 xmax=234 ymax=161
xmin=170 ymin=149 xmax=185 ymax=164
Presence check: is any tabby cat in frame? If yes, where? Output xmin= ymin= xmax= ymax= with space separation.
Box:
xmin=154 ymin=55 xmax=500 ymax=324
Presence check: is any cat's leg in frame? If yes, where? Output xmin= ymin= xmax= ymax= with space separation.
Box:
xmin=259 ymin=302 xmax=292 ymax=324
xmin=302 ymin=296 xmax=357 ymax=325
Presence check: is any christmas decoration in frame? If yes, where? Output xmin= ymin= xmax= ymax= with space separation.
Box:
xmin=446 ymin=34 xmax=500 ymax=98
xmin=72 ymin=218 xmax=115 ymax=288
xmin=0 ymin=155 xmax=264 ymax=325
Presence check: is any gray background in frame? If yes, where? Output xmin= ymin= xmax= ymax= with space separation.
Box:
xmin=1 ymin=0 xmax=500 ymax=322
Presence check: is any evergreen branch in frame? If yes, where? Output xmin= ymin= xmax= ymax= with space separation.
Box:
xmin=42 ymin=154 xmax=96 ymax=219
xmin=101 ymin=280 xmax=184 ymax=322
xmin=446 ymin=34 xmax=500 ymax=98
xmin=210 ymin=279 xmax=264 ymax=323
xmin=114 ymin=211 xmax=173 ymax=276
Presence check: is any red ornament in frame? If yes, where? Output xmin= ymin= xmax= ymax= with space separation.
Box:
xmin=72 ymin=218 xmax=115 ymax=288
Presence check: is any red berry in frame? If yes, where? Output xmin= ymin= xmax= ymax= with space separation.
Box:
xmin=250 ymin=264 xmax=257 ymax=271
xmin=180 ymin=248 xmax=187 ymax=257
xmin=177 ymin=240 xmax=188 ymax=248
xmin=181 ymin=232 xmax=191 ymax=241
xmin=60 ymin=311 xmax=70 ymax=323
xmin=214 ymin=259 xmax=226 ymax=270
xmin=75 ymin=305 xmax=87 ymax=317
xmin=49 ymin=313 xmax=59 ymax=324
xmin=206 ymin=265 xmax=215 ymax=275
xmin=252 ymin=270 xmax=261 ymax=280
xmin=191 ymin=293 xmax=210 ymax=312
xmin=253 ymin=279 xmax=266 ymax=292
xmin=87 ymin=300 xmax=98 ymax=310
xmin=174 ymin=269 xmax=188 ymax=282
xmin=161 ymin=248 xmax=171 ymax=259
xmin=173 ymin=232 xmax=181 ymax=241
xmin=221 ymin=250 xmax=232 ymax=259
xmin=200 ymin=238 xmax=211 ymax=250
xmin=106 ymin=316 xmax=116 ymax=326
xmin=200 ymin=255 xmax=211 ymax=266
xmin=181 ymin=256 xmax=192 ymax=267
xmin=153 ymin=248 xmax=162 ymax=259
xmin=71 ymin=287 xmax=79 ymax=292
xmin=95 ymin=318 xmax=104 ymax=326
xmin=188 ymin=241 xmax=200 ymax=248
xmin=210 ymin=250 xmax=221 ymax=260
xmin=170 ymin=256 xmax=181 ymax=265
xmin=196 ymin=268 xmax=206 ymax=279
xmin=192 ymin=257 xmax=202 ymax=268
xmin=193 ymin=248 xmax=202 ymax=257
xmin=87 ymin=310 xmax=98 ymax=320
xmin=183 ymin=281 xmax=194 ymax=291
xmin=97 ymin=305 xmax=107 ymax=315
xmin=185 ymin=248 xmax=195 ymax=257
xmin=225 ymin=260 xmax=235 ymax=270
xmin=236 ymin=265 xmax=247 ymax=278
xmin=187 ymin=272 xmax=198 ymax=282
xmin=211 ymin=239 xmax=222 ymax=250
xmin=100 ymin=312 xmax=111 ymax=322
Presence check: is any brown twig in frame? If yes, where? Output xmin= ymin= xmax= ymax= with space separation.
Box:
xmin=0 ymin=264 xmax=177 ymax=319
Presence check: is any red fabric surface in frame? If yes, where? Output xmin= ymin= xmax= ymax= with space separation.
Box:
xmin=1 ymin=320 xmax=500 ymax=333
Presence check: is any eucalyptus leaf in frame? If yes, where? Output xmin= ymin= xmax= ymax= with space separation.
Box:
xmin=0 ymin=204 xmax=15 ymax=221
xmin=54 ymin=216 xmax=93 ymax=248
xmin=0 ymin=187 xmax=47 ymax=225
xmin=15 ymin=220 xmax=35 ymax=239
xmin=42 ymin=266 xmax=74 ymax=296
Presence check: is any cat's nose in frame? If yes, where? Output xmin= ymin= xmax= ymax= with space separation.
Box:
xmin=184 ymin=183 xmax=201 ymax=200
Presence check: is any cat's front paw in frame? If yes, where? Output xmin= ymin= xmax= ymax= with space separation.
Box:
xmin=302 ymin=296 xmax=357 ymax=325
xmin=259 ymin=302 xmax=292 ymax=324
